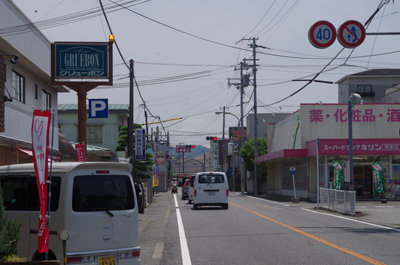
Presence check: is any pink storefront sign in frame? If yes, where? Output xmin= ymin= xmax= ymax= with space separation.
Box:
xmin=307 ymin=139 xmax=400 ymax=156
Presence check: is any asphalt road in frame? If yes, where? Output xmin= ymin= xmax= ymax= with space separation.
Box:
xmin=157 ymin=192 xmax=400 ymax=265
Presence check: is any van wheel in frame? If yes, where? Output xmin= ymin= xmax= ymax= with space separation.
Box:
xmin=193 ymin=204 xmax=198 ymax=210
xmin=188 ymin=200 xmax=192 ymax=204
xmin=223 ymin=204 xmax=229 ymax=210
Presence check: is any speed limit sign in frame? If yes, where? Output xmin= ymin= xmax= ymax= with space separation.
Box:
xmin=308 ymin=21 xmax=336 ymax=49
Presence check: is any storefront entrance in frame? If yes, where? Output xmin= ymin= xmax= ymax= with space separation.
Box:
xmin=354 ymin=165 xmax=373 ymax=199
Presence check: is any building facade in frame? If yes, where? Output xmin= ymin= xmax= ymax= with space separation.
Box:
xmin=337 ymin=69 xmax=400 ymax=104
xmin=257 ymin=103 xmax=400 ymax=200
xmin=57 ymin=104 xmax=129 ymax=152
xmin=0 ymin=1 xmax=67 ymax=165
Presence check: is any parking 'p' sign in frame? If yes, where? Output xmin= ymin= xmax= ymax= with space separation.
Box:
xmin=308 ymin=21 xmax=336 ymax=49
xmin=337 ymin=20 xmax=365 ymax=48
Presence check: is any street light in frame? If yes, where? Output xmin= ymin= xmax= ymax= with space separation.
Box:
xmin=348 ymin=93 xmax=362 ymax=191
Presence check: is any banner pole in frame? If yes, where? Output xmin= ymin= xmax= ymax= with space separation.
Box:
xmin=45 ymin=109 xmax=55 ymax=260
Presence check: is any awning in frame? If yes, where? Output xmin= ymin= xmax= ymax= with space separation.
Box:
xmin=16 ymin=147 xmax=62 ymax=162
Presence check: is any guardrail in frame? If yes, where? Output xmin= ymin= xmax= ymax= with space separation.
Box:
xmin=319 ymin=188 xmax=356 ymax=215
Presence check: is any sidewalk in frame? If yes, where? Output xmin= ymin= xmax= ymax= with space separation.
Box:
xmin=256 ymin=193 xmax=400 ymax=229
xmin=139 ymin=192 xmax=173 ymax=265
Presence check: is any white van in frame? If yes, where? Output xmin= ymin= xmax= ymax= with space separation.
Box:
xmin=192 ymin=172 xmax=229 ymax=210
xmin=0 ymin=162 xmax=140 ymax=264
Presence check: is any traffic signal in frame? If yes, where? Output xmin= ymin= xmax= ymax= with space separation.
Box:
xmin=206 ymin=136 xmax=218 ymax=141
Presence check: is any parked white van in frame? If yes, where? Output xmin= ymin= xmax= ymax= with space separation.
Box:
xmin=0 ymin=162 xmax=140 ymax=264
xmin=193 ymin=172 xmax=229 ymax=209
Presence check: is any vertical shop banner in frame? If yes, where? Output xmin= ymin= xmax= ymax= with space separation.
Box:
xmin=152 ymin=165 xmax=159 ymax=187
xmin=31 ymin=110 xmax=51 ymax=253
xmin=372 ymin=162 xmax=384 ymax=194
xmin=75 ymin=143 xmax=86 ymax=162
xmin=332 ymin=161 xmax=343 ymax=190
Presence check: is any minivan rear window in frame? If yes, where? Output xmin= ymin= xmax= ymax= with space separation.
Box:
xmin=0 ymin=176 xmax=61 ymax=211
xmin=198 ymin=174 xmax=225 ymax=184
xmin=73 ymin=175 xmax=134 ymax=212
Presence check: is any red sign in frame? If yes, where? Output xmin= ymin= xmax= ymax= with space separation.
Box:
xmin=31 ymin=110 xmax=51 ymax=254
xmin=307 ymin=138 xmax=400 ymax=156
xmin=75 ymin=143 xmax=86 ymax=162
xmin=308 ymin=21 xmax=336 ymax=48
xmin=337 ymin=20 xmax=365 ymax=48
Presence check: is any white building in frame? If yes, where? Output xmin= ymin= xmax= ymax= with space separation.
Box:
xmin=0 ymin=1 xmax=68 ymax=165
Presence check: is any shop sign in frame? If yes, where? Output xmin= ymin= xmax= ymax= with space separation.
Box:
xmin=308 ymin=107 xmax=400 ymax=124
xmin=54 ymin=43 xmax=109 ymax=78
xmin=317 ymin=139 xmax=400 ymax=156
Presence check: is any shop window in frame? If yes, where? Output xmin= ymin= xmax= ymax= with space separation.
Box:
xmin=42 ymin=89 xmax=51 ymax=110
xmin=11 ymin=70 xmax=25 ymax=103
xmin=356 ymin=84 xmax=374 ymax=97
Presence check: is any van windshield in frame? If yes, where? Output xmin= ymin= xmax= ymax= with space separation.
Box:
xmin=198 ymin=174 xmax=225 ymax=184
xmin=73 ymin=175 xmax=134 ymax=212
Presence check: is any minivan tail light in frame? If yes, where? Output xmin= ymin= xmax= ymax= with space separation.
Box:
xmin=194 ymin=190 xmax=197 ymax=197
xmin=226 ymin=190 xmax=229 ymax=196
xmin=133 ymin=248 xmax=140 ymax=257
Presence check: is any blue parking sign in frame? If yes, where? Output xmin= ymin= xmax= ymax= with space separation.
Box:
xmin=88 ymin=99 xmax=108 ymax=118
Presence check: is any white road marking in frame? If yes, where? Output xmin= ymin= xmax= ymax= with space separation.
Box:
xmin=233 ymin=192 xmax=290 ymax=207
xmin=302 ymin=208 xmax=400 ymax=232
xmin=174 ymin=194 xmax=192 ymax=265
xmin=152 ymin=241 xmax=164 ymax=259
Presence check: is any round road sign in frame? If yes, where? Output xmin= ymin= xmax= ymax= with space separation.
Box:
xmin=337 ymin=20 xmax=365 ymax=48
xmin=289 ymin=167 xmax=296 ymax=175
xmin=308 ymin=21 xmax=336 ymax=49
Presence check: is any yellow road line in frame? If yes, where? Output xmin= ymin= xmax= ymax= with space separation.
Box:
xmin=230 ymin=202 xmax=386 ymax=265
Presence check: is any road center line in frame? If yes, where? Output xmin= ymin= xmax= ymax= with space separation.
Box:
xmin=174 ymin=194 xmax=192 ymax=265
xmin=230 ymin=202 xmax=386 ymax=265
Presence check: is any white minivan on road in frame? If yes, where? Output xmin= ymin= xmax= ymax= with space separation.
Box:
xmin=192 ymin=172 xmax=229 ymax=210
xmin=0 ymin=162 xmax=140 ymax=265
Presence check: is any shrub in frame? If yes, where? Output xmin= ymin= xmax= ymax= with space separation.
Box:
xmin=0 ymin=185 xmax=21 ymax=261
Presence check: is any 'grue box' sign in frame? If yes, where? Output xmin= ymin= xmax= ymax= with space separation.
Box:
xmin=54 ymin=43 xmax=109 ymax=78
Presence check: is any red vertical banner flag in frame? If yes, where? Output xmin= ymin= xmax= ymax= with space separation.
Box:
xmin=75 ymin=143 xmax=86 ymax=162
xmin=31 ymin=110 xmax=51 ymax=254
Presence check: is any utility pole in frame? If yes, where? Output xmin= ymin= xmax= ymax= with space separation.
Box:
xmin=251 ymin=38 xmax=258 ymax=197
xmin=227 ymin=60 xmax=249 ymax=194
xmin=222 ymin=106 xmax=226 ymax=172
xmin=128 ymin=59 xmax=134 ymax=163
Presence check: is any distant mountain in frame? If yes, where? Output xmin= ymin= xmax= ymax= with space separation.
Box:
xmin=169 ymin=145 xmax=210 ymax=159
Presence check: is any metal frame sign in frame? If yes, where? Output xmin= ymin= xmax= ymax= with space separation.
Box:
xmin=51 ymin=42 xmax=113 ymax=86
xmin=135 ymin=128 xmax=146 ymax=160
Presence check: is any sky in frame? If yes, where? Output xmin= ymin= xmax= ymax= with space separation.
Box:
xmin=12 ymin=0 xmax=400 ymax=147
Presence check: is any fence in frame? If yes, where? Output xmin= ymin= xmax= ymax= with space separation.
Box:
xmin=319 ymin=188 xmax=356 ymax=215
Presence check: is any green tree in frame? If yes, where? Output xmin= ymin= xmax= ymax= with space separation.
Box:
xmin=0 ymin=186 xmax=21 ymax=261
xmin=239 ymin=137 xmax=268 ymax=172
xmin=115 ymin=124 xmax=154 ymax=179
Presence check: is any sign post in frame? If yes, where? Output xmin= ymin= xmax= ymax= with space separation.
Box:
xmin=289 ymin=167 xmax=298 ymax=202
xmin=51 ymin=41 xmax=113 ymax=156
